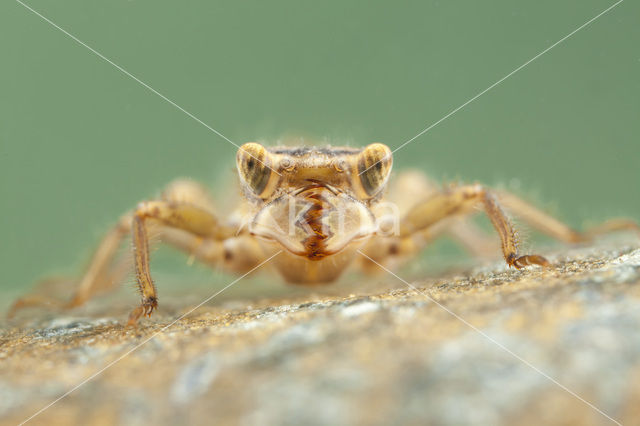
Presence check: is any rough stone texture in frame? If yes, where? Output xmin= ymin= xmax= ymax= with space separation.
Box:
xmin=2 ymin=241 xmax=640 ymax=426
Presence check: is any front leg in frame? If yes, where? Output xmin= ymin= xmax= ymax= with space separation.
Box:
xmin=383 ymin=170 xmax=499 ymax=257
xmin=128 ymin=200 xmax=234 ymax=325
xmin=129 ymin=214 xmax=158 ymax=324
xmin=8 ymin=179 xmax=237 ymax=323
xmin=399 ymin=184 xmax=549 ymax=269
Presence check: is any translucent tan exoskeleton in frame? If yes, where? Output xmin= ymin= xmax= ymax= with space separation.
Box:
xmin=9 ymin=142 xmax=639 ymax=325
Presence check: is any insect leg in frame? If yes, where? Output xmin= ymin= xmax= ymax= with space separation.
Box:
xmin=496 ymin=190 xmax=639 ymax=242
xmin=386 ymin=170 xmax=499 ymax=256
xmin=9 ymin=179 xmax=232 ymax=322
xmin=398 ymin=184 xmax=549 ymax=268
xmin=7 ymin=213 xmax=133 ymax=319
xmin=128 ymin=200 xmax=236 ymax=325
xmin=68 ymin=213 xmax=133 ymax=307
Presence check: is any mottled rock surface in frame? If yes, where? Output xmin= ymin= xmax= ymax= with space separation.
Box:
xmin=2 ymin=242 xmax=640 ymax=426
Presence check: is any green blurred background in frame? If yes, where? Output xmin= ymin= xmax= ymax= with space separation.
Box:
xmin=1 ymin=0 xmax=638 ymax=303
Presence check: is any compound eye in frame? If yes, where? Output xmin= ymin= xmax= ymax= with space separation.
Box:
xmin=236 ymin=142 xmax=275 ymax=198
xmin=356 ymin=143 xmax=393 ymax=198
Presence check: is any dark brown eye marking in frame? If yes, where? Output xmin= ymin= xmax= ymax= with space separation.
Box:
xmin=237 ymin=143 xmax=272 ymax=197
xmin=357 ymin=143 xmax=392 ymax=198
